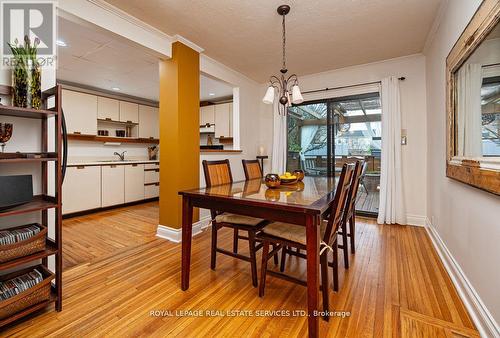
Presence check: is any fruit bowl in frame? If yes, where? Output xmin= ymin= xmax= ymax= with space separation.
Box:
xmin=279 ymin=172 xmax=298 ymax=185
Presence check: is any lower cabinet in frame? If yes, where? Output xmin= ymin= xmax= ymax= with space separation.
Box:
xmin=125 ymin=164 xmax=145 ymax=202
xmin=62 ymin=166 xmax=101 ymax=214
xmin=145 ymin=183 xmax=159 ymax=199
xmin=102 ymin=165 xmax=125 ymax=207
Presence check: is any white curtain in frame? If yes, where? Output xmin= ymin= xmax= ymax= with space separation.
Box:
xmin=300 ymin=125 xmax=319 ymax=160
xmin=271 ymin=100 xmax=287 ymax=174
xmin=456 ymin=64 xmax=483 ymax=157
xmin=378 ymin=77 xmax=407 ymax=225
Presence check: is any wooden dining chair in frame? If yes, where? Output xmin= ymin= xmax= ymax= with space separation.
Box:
xmin=202 ymin=159 xmax=267 ymax=287
xmin=337 ymin=160 xmax=363 ymax=269
xmin=242 ymin=159 xmax=262 ymax=180
xmin=256 ymin=163 xmax=355 ymax=321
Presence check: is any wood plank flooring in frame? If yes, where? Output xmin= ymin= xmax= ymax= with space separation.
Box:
xmin=355 ymin=190 xmax=379 ymax=214
xmin=1 ymin=202 xmax=478 ymax=337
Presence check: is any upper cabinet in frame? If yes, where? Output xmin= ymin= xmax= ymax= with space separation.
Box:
xmin=97 ymin=97 xmax=119 ymax=121
xmin=200 ymin=105 xmax=215 ymax=126
xmin=62 ymin=89 xmax=98 ymax=135
xmin=215 ymin=103 xmax=232 ymax=138
xmin=139 ymin=105 xmax=159 ymax=139
xmin=119 ymin=101 xmax=139 ymax=123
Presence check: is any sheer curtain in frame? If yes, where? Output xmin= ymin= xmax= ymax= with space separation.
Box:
xmin=300 ymin=125 xmax=319 ymax=161
xmin=456 ymin=63 xmax=483 ymax=157
xmin=271 ymin=100 xmax=287 ymax=174
xmin=378 ymin=76 xmax=406 ymax=225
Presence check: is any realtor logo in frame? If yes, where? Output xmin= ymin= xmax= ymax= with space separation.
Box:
xmin=1 ymin=0 xmax=56 ymax=67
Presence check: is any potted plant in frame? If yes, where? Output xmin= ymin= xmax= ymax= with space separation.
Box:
xmin=8 ymin=36 xmax=42 ymax=109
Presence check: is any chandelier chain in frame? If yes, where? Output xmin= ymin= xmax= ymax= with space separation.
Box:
xmin=282 ymin=12 xmax=286 ymax=71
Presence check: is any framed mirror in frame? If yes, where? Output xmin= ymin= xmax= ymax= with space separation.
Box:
xmin=446 ymin=0 xmax=500 ymax=194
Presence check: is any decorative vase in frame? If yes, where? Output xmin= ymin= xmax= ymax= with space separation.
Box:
xmin=293 ymin=169 xmax=305 ymax=181
xmin=265 ymin=173 xmax=281 ymax=188
xmin=12 ymin=61 xmax=42 ymax=109
xmin=0 ymin=123 xmax=13 ymax=153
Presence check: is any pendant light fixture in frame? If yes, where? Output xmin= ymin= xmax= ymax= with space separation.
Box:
xmin=262 ymin=5 xmax=303 ymax=114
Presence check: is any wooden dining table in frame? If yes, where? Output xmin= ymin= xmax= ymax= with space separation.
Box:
xmin=178 ymin=176 xmax=338 ymax=338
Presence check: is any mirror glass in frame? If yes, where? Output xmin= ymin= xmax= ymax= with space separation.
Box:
xmin=455 ymin=22 xmax=500 ymax=157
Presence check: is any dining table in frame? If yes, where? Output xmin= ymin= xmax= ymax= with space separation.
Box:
xmin=178 ymin=176 xmax=338 ymax=338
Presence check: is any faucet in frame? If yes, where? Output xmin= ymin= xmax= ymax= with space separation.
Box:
xmin=114 ymin=151 xmax=127 ymax=161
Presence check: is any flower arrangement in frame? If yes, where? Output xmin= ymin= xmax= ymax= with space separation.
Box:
xmin=8 ymin=36 xmax=42 ymax=109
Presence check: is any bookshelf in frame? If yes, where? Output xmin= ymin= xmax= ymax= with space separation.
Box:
xmin=0 ymin=85 xmax=63 ymax=327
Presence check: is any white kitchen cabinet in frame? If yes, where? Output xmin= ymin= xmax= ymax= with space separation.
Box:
xmin=102 ymin=165 xmax=125 ymax=207
xmin=125 ymin=164 xmax=145 ymax=203
xmin=144 ymin=169 xmax=159 ymax=184
xmin=145 ymin=184 xmax=159 ymax=199
xmin=200 ymin=105 xmax=215 ymax=126
xmin=119 ymin=101 xmax=139 ymax=123
xmin=97 ymin=97 xmax=120 ymax=121
xmin=215 ymin=103 xmax=232 ymax=138
xmin=62 ymin=89 xmax=98 ymax=135
xmin=62 ymin=166 xmax=101 ymax=214
xmin=139 ymin=105 xmax=159 ymax=139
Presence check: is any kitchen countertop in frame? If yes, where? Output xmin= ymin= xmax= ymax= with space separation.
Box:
xmin=67 ymin=159 xmax=159 ymax=167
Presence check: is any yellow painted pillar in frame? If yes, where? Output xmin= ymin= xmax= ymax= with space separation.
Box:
xmin=159 ymin=42 xmax=200 ymax=229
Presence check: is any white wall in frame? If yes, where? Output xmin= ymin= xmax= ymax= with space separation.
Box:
xmin=260 ymin=54 xmax=428 ymax=224
xmin=424 ymin=0 xmax=500 ymax=332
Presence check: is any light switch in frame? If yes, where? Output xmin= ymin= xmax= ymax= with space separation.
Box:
xmin=401 ymin=129 xmax=407 ymax=145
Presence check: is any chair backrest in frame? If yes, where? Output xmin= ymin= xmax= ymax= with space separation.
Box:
xmin=242 ymin=159 xmax=262 ymax=180
xmin=323 ymin=163 xmax=355 ymax=246
xmin=360 ymin=161 xmax=368 ymax=179
xmin=343 ymin=161 xmax=364 ymax=220
xmin=202 ymin=159 xmax=233 ymax=187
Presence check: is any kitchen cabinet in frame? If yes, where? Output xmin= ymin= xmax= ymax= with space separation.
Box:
xmin=145 ymin=169 xmax=159 ymax=184
xmin=97 ymin=97 xmax=119 ymax=121
xmin=119 ymin=101 xmax=139 ymax=123
xmin=200 ymin=105 xmax=215 ymax=126
xmin=215 ymin=102 xmax=232 ymax=138
xmin=62 ymin=166 xmax=101 ymax=214
xmin=125 ymin=164 xmax=145 ymax=202
xmin=145 ymin=184 xmax=159 ymax=199
xmin=62 ymin=89 xmax=98 ymax=135
xmin=102 ymin=165 xmax=125 ymax=207
xmin=139 ymin=105 xmax=159 ymax=139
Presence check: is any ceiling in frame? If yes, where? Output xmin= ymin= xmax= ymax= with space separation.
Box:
xmin=103 ymin=0 xmax=443 ymax=82
xmin=57 ymin=17 xmax=233 ymax=101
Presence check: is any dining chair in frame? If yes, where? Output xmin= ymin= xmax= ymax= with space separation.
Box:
xmin=358 ymin=161 xmax=369 ymax=194
xmin=337 ymin=160 xmax=363 ymax=269
xmin=202 ymin=159 xmax=267 ymax=287
xmin=256 ymin=163 xmax=355 ymax=321
xmin=242 ymin=159 xmax=262 ymax=180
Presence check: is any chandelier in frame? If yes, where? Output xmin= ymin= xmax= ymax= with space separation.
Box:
xmin=262 ymin=5 xmax=303 ymax=114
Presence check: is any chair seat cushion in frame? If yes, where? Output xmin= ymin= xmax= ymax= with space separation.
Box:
xmin=263 ymin=221 xmax=327 ymax=245
xmin=215 ymin=213 xmax=265 ymax=226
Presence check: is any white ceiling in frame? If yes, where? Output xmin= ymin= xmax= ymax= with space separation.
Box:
xmin=57 ymin=17 xmax=232 ymax=101
xmin=103 ymin=0 xmax=443 ymax=82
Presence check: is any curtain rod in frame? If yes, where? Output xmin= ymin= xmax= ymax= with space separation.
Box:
xmin=301 ymin=77 xmax=406 ymax=95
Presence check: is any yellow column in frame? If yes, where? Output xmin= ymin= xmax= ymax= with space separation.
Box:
xmin=159 ymin=42 xmax=200 ymax=229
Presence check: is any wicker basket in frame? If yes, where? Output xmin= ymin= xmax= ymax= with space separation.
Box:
xmin=0 ymin=224 xmax=46 ymax=263
xmin=0 ymin=265 xmax=54 ymax=320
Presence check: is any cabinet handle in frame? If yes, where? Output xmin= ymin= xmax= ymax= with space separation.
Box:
xmin=105 ymin=118 xmax=112 ymax=121
xmin=76 ymin=166 xmax=85 ymax=169
xmin=73 ymin=131 xmax=81 ymax=135
xmin=132 ymin=164 xmax=138 ymax=167
xmin=110 ymin=165 xmax=117 ymax=168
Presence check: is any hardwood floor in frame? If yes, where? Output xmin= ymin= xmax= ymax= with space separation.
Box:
xmin=1 ymin=202 xmax=478 ymax=337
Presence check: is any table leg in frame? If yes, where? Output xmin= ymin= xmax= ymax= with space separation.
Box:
xmin=181 ymin=196 xmax=193 ymax=291
xmin=305 ymin=214 xmax=320 ymax=338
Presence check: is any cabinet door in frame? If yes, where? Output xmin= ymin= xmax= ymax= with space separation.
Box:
xmin=62 ymin=166 xmax=101 ymax=214
xmin=97 ymin=97 xmax=119 ymax=121
xmin=229 ymin=103 xmax=233 ymax=137
xmin=145 ymin=183 xmax=159 ymax=199
xmin=119 ymin=101 xmax=139 ymax=123
xmin=138 ymin=105 xmax=159 ymax=139
xmin=215 ymin=103 xmax=231 ymax=138
xmin=62 ymin=90 xmax=98 ymax=135
xmin=200 ymin=105 xmax=215 ymax=126
xmin=102 ymin=165 xmax=125 ymax=207
xmin=144 ymin=169 xmax=159 ymax=184
xmin=125 ymin=164 xmax=145 ymax=203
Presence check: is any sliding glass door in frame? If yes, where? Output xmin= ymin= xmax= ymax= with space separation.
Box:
xmin=287 ymin=92 xmax=382 ymax=216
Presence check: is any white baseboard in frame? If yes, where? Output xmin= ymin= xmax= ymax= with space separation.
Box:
xmin=406 ymin=214 xmax=426 ymax=227
xmin=156 ymin=216 xmax=212 ymax=243
xmin=425 ymin=218 xmax=500 ymax=338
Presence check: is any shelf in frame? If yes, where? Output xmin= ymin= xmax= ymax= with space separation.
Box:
xmin=0 ymin=105 xmax=56 ymax=119
xmin=0 ymin=288 xmax=57 ymax=327
xmin=0 ymin=195 xmax=58 ymax=218
xmin=97 ymin=118 xmax=139 ymax=126
xmin=67 ymin=133 xmax=159 ymax=144
xmin=0 ymin=153 xmax=58 ymax=163
xmin=200 ymin=149 xmax=242 ymax=154
xmin=0 ymin=240 xmax=58 ymax=270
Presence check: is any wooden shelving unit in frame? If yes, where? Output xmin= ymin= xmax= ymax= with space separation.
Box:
xmin=0 ymin=85 xmax=63 ymax=326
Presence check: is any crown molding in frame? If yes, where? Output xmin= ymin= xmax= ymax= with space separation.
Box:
xmin=173 ymin=35 xmax=205 ymax=53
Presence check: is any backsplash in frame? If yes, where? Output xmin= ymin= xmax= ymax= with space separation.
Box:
xmin=68 ymin=140 xmax=152 ymax=160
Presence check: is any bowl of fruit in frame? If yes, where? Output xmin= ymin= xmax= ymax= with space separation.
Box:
xmin=279 ymin=172 xmax=298 ymax=185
